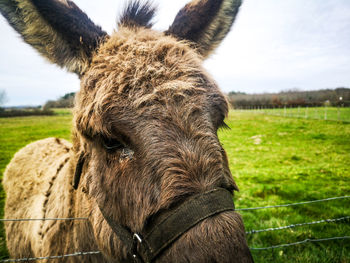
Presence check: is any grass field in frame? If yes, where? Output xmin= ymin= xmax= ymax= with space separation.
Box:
xmin=221 ymin=110 xmax=350 ymax=262
xmin=0 ymin=109 xmax=349 ymax=262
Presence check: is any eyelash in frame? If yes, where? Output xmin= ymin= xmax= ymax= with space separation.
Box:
xmin=218 ymin=121 xmax=230 ymax=130
xmin=102 ymin=137 xmax=125 ymax=152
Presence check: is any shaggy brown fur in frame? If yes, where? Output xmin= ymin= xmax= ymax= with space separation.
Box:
xmin=2 ymin=0 xmax=253 ymax=262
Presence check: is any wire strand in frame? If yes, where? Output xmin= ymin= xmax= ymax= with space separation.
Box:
xmin=246 ymin=216 xmax=350 ymax=234
xmin=2 ymin=236 xmax=349 ymax=261
xmin=0 ymin=251 xmax=101 ymax=262
xmin=0 ymin=217 xmax=88 ymax=222
xmin=236 ymin=195 xmax=350 ymax=211
xmin=250 ymin=236 xmax=350 ymax=250
xmin=2 ymin=196 xmax=349 ymax=222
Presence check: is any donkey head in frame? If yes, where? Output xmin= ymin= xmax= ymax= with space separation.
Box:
xmin=1 ymin=0 xmax=252 ymax=262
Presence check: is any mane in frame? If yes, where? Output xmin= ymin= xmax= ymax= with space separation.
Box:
xmin=118 ymin=0 xmax=157 ymax=28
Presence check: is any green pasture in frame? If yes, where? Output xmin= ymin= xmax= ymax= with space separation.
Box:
xmin=222 ymin=110 xmax=350 ymax=262
xmin=0 ymin=109 xmax=349 ymax=262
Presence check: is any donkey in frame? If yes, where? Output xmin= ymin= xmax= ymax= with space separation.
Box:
xmin=1 ymin=0 xmax=254 ymax=262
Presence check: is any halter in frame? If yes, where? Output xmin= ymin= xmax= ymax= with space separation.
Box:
xmin=99 ymin=188 xmax=235 ymax=262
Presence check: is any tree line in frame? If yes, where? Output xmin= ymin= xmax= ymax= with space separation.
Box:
xmin=228 ymin=87 xmax=350 ymax=108
xmin=43 ymin=88 xmax=350 ymax=110
xmin=43 ymin=92 xmax=75 ymax=109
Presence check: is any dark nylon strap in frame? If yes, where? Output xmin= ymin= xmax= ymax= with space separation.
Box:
xmin=98 ymin=188 xmax=235 ymax=263
xmin=98 ymin=205 xmax=135 ymax=254
xmin=73 ymin=153 xmax=85 ymax=190
xmin=140 ymin=188 xmax=235 ymax=262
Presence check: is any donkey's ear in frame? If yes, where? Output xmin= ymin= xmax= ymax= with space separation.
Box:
xmin=166 ymin=0 xmax=241 ymax=58
xmin=0 ymin=0 xmax=108 ymax=75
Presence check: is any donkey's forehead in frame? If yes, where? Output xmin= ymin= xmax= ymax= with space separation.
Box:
xmin=76 ymin=27 xmax=227 ymax=136
xmin=85 ymin=27 xmax=207 ymax=95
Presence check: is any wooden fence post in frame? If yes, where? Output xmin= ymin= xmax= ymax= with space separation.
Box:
xmin=337 ymin=106 xmax=340 ymax=121
xmin=305 ymin=106 xmax=308 ymax=119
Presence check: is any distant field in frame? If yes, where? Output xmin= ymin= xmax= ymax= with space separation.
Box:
xmin=221 ymin=111 xmax=350 ymax=262
xmin=0 ymin=109 xmax=349 ymax=262
xmin=238 ymin=106 xmax=350 ymax=122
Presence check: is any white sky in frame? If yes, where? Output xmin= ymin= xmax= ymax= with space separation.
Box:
xmin=0 ymin=0 xmax=349 ymax=106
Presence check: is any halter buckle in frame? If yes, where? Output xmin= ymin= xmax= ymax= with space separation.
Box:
xmin=132 ymin=233 xmax=143 ymax=262
xmin=133 ymin=233 xmax=143 ymax=243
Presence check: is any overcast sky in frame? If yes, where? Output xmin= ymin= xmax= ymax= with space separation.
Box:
xmin=0 ymin=0 xmax=349 ymax=106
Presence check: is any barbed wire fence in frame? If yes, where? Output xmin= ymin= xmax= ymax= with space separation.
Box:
xmin=0 ymin=195 xmax=349 ymax=262
xmin=238 ymin=195 xmax=350 ymax=251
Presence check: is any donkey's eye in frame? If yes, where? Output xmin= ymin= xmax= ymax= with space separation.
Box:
xmin=102 ymin=137 xmax=124 ymax=152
